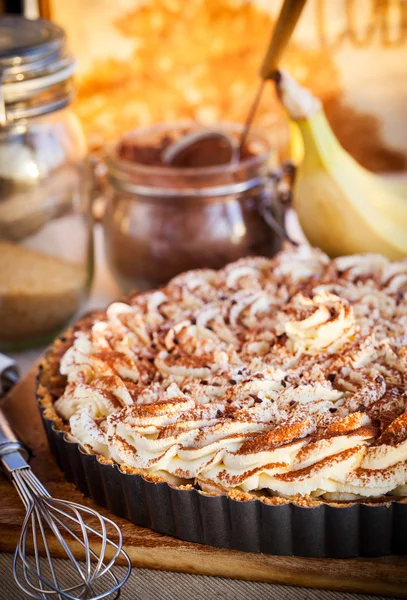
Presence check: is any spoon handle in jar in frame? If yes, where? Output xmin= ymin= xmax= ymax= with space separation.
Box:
xmin=260 ymin=0 xmax=307 ymax=79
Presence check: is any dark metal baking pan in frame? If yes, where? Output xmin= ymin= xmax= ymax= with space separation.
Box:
xmin=39 ymin=402 xmax=407 ymax=558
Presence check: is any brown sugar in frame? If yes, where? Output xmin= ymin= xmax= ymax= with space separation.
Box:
xmin=0 ymin=241 xmax=88 ymax=344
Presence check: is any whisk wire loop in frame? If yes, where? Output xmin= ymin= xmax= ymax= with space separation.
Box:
xmin=48 ymin=501 xmax=125 ymax=579
xmin=9 ymin=465 xmax=131 ymax=600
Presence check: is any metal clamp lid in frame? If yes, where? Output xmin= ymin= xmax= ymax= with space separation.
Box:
xmin=108 ymin=166 xmax=268 ymax=198
xmin=0 ymin=16 xmax=76 ymax=125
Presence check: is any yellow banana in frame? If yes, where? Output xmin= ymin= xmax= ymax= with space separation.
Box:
xmin=275 ymin=71 xmax=407 ymax=259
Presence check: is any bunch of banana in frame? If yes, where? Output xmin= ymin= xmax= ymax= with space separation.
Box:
xmin=274 ymin=70 xmax=407 ymax=259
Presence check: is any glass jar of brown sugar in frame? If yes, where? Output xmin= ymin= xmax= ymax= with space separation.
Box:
xmin=0 ymin=17 xmax=93 ymax=352
xmin=103 ymin=122 xmax=286 ymax=292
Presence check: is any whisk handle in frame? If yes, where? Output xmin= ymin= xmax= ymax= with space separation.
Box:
xmin=0 ymin=409 xmax=30 ymax=475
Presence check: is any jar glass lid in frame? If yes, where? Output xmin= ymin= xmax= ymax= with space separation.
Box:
xmin=0 ymin=16 xmax=75 ymax=123
xmin=0 ymin=16 xmax=63 ymax=59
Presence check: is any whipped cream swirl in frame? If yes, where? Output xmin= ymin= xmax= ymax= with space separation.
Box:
xmin=54 ymin=246 xmax=407 ymax=502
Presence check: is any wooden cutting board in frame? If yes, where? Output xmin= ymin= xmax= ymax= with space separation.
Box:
xmin=1 ymin=367 xmax=407 ymax=598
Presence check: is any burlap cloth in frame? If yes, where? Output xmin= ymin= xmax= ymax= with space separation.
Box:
xmin=0 ymin=553 xmax=398 ymax=600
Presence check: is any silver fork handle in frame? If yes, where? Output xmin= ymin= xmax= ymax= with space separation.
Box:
xmin=0 ymin=410 xmax=30 ymax=476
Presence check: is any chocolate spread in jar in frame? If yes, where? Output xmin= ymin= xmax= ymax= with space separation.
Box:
xmin=104 ymin=123 xmax=282 ymax=292
xmin=118 ymin=129 xmax=255 ymax=167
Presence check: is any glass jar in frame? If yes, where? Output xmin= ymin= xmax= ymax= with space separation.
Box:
xmin=104 ymin=122 xmax=285 ymax=292
xmin=0 ymin=17 xmax=93 ymax=352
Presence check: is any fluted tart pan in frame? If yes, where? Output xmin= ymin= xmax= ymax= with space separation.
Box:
xmin=37 ymin=339 xmax=407 ymax=559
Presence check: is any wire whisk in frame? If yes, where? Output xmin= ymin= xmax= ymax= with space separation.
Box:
xmin=0 ymin=410 xmax=131 ymax=599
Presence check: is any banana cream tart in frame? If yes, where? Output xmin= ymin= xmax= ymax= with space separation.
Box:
xmin=40 ymin=246 xmax=407 ymax=504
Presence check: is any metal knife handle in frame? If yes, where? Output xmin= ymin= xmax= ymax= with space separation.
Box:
xmin=260 ymin=0 xmax=307 ymax=79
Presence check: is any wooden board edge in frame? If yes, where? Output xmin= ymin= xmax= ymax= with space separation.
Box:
xmin=122 ymin=546 xmax=407 ymax=598
xmin=0 ymin=526 xmax=405 ymax=599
